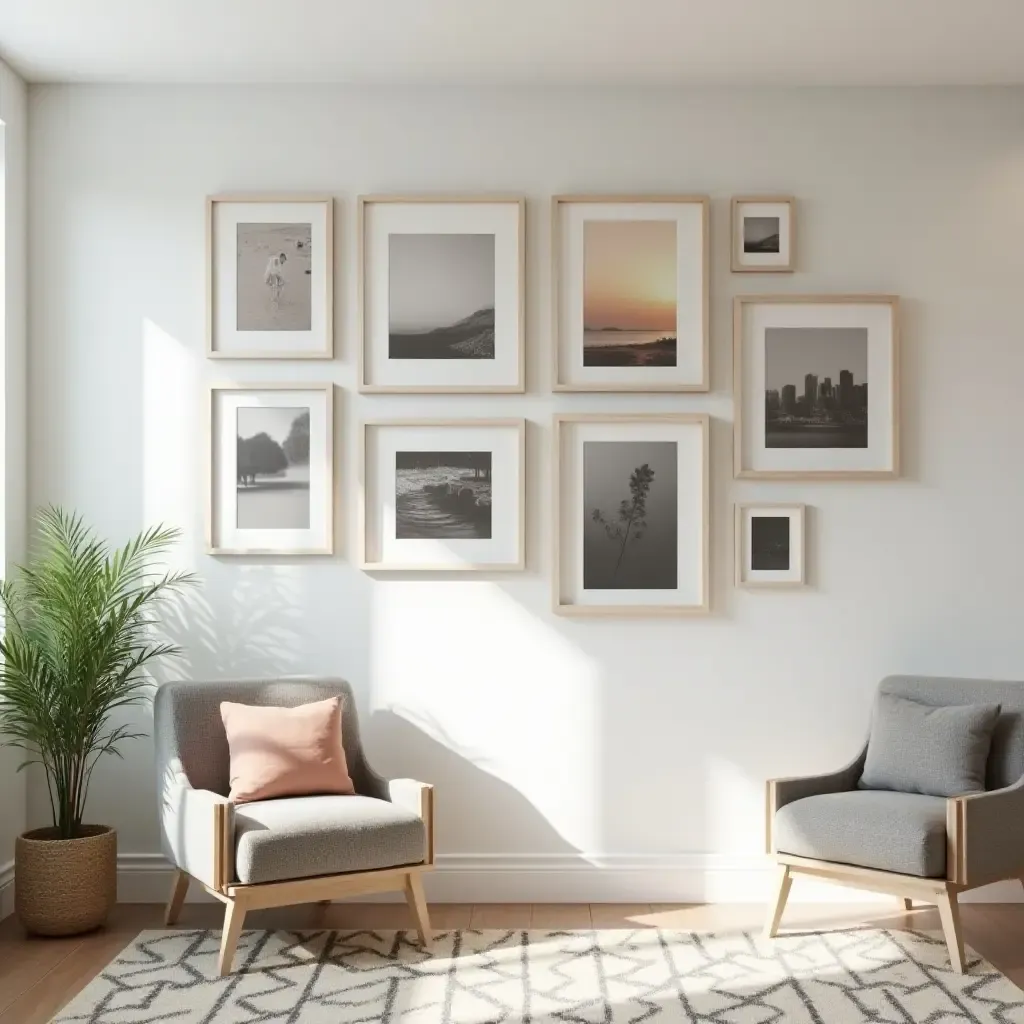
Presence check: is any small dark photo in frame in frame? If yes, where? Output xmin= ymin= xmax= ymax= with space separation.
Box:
xmin=751 ymin=515 xmax=790 ymax=571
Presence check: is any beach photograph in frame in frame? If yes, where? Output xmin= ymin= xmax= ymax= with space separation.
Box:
xmin=208 ymin=196 xmax=333 ymax=358
xmin=388 ymin=233 xmax=496 ymax=359
xmin=731 ymin=196 xmax=795 ymax=273
xmin=209 ymin=384 xmax=334 ymax=555
xmin=734 ymin=295 xmax=899 ymax=479
xmin=553 ymin=196 xmax=708 ymax=391
xmin=361 ymin=419 xmax=525 ymax=570
xmin=360 ymin=197 xmax=524 ymax=392
xmin=735 ymin=504 xmax=806 ymax=588
xmin=554 ymin=414 xmax=709 ymax=615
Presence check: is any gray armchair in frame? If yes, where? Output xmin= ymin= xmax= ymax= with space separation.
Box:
xmin=154 ymin=679 xmax=434 ymax=975
xmin=765 ymin=675 xmax=1024 ymax=973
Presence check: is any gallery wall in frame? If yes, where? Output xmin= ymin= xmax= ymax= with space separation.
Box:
xmin=0 ymin=55 xmax=27 ymax=916
xmin=25 ymin=83 xmax=1024 ymax=900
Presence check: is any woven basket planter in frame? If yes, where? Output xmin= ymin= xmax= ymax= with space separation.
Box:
xmin=15 ymin=825 xmax=117 ymax=936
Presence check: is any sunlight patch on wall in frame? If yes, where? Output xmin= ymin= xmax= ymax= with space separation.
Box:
xmin=142 ymin=318 xmax=198 ymax=554
xmin=371 ymin=579 xmax=603 ymax=852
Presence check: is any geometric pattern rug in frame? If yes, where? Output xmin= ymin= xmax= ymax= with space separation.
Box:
xmin=52 ymin=927 xmax=1024 ymax=1023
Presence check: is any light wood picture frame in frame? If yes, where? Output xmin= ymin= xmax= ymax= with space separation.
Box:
xmin=553 ymin=413 xmax=710 ymax=616
xmin=735 ymin=503 xmax=806 ymax=588
xmin=734 ymin=294 xmax=900 ymax=480
xmin=552 ymin=195 xmax=710 ymax=392
xmin=207 ymin=195 xmax=334 ymax=359
xmin=731 ymin=195 xmax=795 ymax=273
xmin=358 ymin=195 xmax=526 ymax=393
xmin=360 ymin=418 xmax=526 ymax=571
xmin=207 ymin=383 xmax=335 ymax=556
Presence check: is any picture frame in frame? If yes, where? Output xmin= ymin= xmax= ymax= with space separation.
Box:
xmin=360 ymin=418 xmax=526 ymax=571
xmin=731 ymin=195 xmax=795 ymax=273
xmin=358 ymin=195 xmax=526 ymax=393
xmin=734 ymin=294 xmax=900 ymax=479
xmin=553 ymin=413 xmax=709 ymax=616
xmin=207 ymin=383 xmax=334 ymax=556
xmin=207 ymin=195 xmax=334 ymax=359
xmin=735 ymin=503 xmax=806 ymax=588
xmin=552 ymin=195 xmax=710 ymax=392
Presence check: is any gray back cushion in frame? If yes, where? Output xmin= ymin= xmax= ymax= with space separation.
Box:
xmin=878 ymin=676 xmax=1024 ymax=790
xmin=860 ymin=693 xmax=1000 ymax=796
xmin=154 ymin=678 xmax=380 ymax=797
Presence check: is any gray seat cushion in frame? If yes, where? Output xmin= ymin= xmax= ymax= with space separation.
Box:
xmin=859 ymin=693 xmax=1001 ymax=797
xmin=234 ymin=795 xmax=425 ymax=884
xmin=775 ymin=791 xmax=947 ymax=878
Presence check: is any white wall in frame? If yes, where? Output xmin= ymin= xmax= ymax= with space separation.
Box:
xmin=0 ymin=56 xmax=28 ymax=918
xmin=26 ymin=84 xmax=1024 ymax=901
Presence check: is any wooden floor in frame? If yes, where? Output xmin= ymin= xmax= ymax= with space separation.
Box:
xmin=3 ymin=901 xmax=1024 ymax=1022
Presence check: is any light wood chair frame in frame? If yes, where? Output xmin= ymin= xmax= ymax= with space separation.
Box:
xmin=764 ymin=777 xmax=1009 ymax=973
xmin=164 ymin=785 xmax=435 ymax=975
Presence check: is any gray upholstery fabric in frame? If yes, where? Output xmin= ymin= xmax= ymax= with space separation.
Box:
xmin=775 ymin=791 xmax=948 ymax=878
xmin=234 ymin=795 xmax=426 ymax=884
xmin=878 ymin=676 xmax=1024 ymax=790
xmin=772 ymin=747 xmax=868 ymax=820
xmin=960 ymin=779 xmax=1024 ymax=885
xmin=859 ymin=693 xmax=1001 ymax=797
xmin=154 ymin=678 xmax=401 ymax=882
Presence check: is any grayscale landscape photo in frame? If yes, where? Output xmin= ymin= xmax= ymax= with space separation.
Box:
xmin=751 ymin=515 xmax=790 ymax=571
xmin=743 ymin=215 xmax=780 ymax=254
xmin=389 ymin=233 xmax=496 ymax=359
xmin=395 ymin=451 xmax=492 ymax=539
xmin=764 ymin=326 xmax=869 ymax=448
xmin=584 ymin=441 xmax=677 ymax=590
xmin=236 ymin=406 xmax=310 ymax=530
xmin=236 ymin=223 xmax=312 ymax=331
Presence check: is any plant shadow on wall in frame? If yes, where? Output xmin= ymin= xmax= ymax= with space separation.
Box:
xmin=95 ymin=564 xmax=314 ymax=837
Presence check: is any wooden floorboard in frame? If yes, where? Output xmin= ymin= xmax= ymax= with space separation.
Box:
xmin=3 ymin=902 xmax=1024 ymax=1022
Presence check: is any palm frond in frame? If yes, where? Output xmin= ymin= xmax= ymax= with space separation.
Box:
xmin=0 ymin=506 xmax=198 ymax=838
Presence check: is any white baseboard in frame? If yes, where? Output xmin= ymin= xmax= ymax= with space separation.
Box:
xmin=0 ymin=860 xmax=14 ymax=921
xmin=115 ymin=852 xmax=1024 ymax=905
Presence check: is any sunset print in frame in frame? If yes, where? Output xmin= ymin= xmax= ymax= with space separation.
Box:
xmin=734 ymin=295 xmax=899 ymax=479
xmin=553 ymin=196 xmax=709 ymax=392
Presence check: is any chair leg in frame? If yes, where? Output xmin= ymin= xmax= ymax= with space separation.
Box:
xmin=937 ymin=886 xmax=966 ymax=974
xmin=164 ymin=869 xmax=190 ymax=926
xmin=764 ymin=864 xmax=792 ymax=939
xmin=404 ymin=872 xmax=432 ymax=947
xmin=218 ymin=898 xmax=247 ymax=977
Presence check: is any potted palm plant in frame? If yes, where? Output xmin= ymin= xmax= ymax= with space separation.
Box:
xmin=0 ymin=507 xmax=196 ymax=935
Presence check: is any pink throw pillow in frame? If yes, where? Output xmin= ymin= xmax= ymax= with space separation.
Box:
xmin=220 ymin=697 xmax=355 ymax=804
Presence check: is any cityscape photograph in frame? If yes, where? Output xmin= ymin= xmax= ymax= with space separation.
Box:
xmin=764 ymin=326 xmax=869 ymax=448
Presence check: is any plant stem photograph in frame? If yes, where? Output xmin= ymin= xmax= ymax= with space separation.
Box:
xmin=0 ymin=508 xmax=196 ymax=936
xmin=583 ymin=440 xmax=678 ymax=590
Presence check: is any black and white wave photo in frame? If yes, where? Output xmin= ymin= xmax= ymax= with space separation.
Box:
xmin=583 ymin=441 xmax=677 ymax=590
xmin=395 ymin=451 xmax=492 ymax=539
xmin=236 ymin=407 xmax=310 ymax=529
xmin=743 ymin=215 xmax=780 ymax=254
xmin=389 ymin=233 xmax=496 ymax=359
xmin=236 ymin=222 xmax=312 ymax=331
xmin=764 ymin=326 xmax=869 ymax=448
xmin=751 ymin=515 xmax=790 ymax=571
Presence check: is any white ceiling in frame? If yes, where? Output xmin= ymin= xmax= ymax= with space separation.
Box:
xmin=3 ymin=0 xmax=1024 ymax=86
